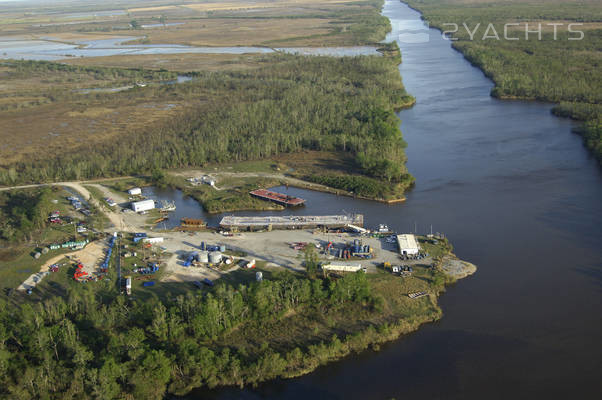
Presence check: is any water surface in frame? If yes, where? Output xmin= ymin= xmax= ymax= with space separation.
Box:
xmin=0 ymin=36 xmax=379 ymax=61
xmin=180 ymin=1 xmax=602 ymax=398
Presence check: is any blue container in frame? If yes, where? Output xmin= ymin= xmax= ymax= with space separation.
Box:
xmin=143 ymin=281 xmax=155 ymax=287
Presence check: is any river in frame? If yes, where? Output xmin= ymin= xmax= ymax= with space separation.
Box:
xmin=172 ymin=0 xmax=602 ymax=398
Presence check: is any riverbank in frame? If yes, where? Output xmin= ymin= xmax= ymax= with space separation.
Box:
xmin=401 ymin=0 xmax=602 ymax=164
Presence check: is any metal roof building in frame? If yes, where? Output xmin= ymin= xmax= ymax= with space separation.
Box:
xmin=396 ymin=234 xmax=420 ymax=255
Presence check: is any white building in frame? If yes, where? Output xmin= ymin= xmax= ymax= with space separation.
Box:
xmin=396 ymin=234 xmax=420 ymax=256
xmin=131 ymin=199 xmax=155 ymax=213
xmin=128 ymin=187 xmax=142 ymax=196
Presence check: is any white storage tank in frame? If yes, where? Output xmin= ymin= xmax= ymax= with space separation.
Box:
xmin=256 ymin=271 xmax=263 ymax=281
xmin=198 ymin=251 xmax=209 ymax=263
xmin=128 ymin=187 xmax=142 ymax=196
xmin=209 ymin=251 xmax=222 ymax=264
xmin=131 ymin=199 xmax=155 ymax=213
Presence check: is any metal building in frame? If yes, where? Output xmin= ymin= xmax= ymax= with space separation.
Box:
xmin=396 ymin=234 xmax=420 ymax=256
xmin=131 ymin=199 xmax=155 ymax=213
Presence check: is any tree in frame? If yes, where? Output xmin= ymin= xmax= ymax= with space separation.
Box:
xmin=130 ymin=350 xmax=172 ymax=399
xmin=303 ymin=245 xmax=319 ymax=278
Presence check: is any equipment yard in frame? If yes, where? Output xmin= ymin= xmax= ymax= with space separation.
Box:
xmin=156 ymin=229 xmax=423 ymax=282
xmin=5 ymin=178 xmax=464 ymax=298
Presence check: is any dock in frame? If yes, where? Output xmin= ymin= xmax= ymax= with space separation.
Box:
xmin=219 ymin=214 xmax=363 ymax=231
xmin=249 ymin=189 xmax=305 ymax=207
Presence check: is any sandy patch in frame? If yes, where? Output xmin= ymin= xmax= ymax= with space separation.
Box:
xmin=16 ymin=240 xmax=105 ymax=291
xmin=441 ymin=256 xmax=477 ymax=280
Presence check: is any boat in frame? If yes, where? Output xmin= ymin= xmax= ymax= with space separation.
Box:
xmin=159 ymin=200 xmax=176 ymax=212
xmin=377 ymin=224 xmax=393 ymax=233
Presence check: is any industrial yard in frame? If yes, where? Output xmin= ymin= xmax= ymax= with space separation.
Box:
xmin=4 ymin=177 xmax=465 ymax=298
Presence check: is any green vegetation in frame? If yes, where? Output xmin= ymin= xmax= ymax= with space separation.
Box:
xmin=186 ymin=186 xmax=285 ymax=214
xmin=0 ymin=188 xmax=56 ymax=242
xmin=0 ymin=60 xmax=176 ymax=111
xmin=0 ymin=264 xmax=447 ymax=398
xmin=404 ymin=0 xmax=602 ymax=163
xmin=0 ymin=53 xmax=414 ymax=193
xmin=305 ymin=173 xmax=414 ymax=200
xmin=0 ymin=187 xmax=102 ymax=292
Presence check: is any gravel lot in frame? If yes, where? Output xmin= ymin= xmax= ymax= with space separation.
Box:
xmin=156 ymin=229 xmax=425 ymax=282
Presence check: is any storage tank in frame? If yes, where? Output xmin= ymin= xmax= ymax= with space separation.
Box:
xmin=256 ymin=271 xmax=263 ymax=282
xmin=209 ymin=251 xmax=222 ymax=264
xmin=198 ymin=251 xmax=209 ymax=263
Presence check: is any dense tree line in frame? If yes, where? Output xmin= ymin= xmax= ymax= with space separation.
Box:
xmin=0 ymin=54 xmax=414 ymax=185
xmin=306 ymin=173 xmax=413 ymax=199
xmin=0 ymin=188 xmax=55 ymax=242
xmin=0 ymin=271 xmax=401 ymax=398
xmin=405 ymin=0 xmax=602 ymax=163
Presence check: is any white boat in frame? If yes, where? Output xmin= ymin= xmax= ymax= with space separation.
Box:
xmin=159 ymin=200 xmax=176 ymax=212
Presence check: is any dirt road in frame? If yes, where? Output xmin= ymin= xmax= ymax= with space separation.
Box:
xmin=17 ymin=240 xmax=105 ymax=291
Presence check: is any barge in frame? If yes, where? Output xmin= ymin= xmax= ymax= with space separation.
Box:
xmin=249 ymin=189 xmax=306 ymax=207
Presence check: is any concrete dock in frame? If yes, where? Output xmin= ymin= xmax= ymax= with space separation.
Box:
xmin=219 ymin=214 xmax=363 ymax=230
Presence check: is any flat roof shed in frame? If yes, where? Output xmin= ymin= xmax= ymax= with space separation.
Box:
xmin=397 ymin=234 xmax=420 ymax=255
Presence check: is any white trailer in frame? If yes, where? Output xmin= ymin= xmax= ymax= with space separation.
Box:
xmin=321 ymin=263 xmax=364 ymax=273
xmin=125 ymin=276 xmax=132 ymax=295
xmin=131 ymin=199 xmax=155 ymax=213
xmin=142 ymin=237 xmax=164 ymax=244
xmin=128 ymin=187 xmax=142 ymax=196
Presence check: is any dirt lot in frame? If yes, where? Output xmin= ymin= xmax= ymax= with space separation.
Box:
xmin=16 ymin=240 xmax=105 ymax=291
xmin=156 ymin=229 xmax=417 ymax=283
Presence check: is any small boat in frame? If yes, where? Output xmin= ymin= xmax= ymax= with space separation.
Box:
xmin=159 ymin=200 xmax=176 ymax=212
xmin=377 ymin=224 xmax=393 ymax=233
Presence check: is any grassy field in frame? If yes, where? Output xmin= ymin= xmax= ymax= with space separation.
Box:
xmin=0 ymin=186 xmax=100 ymax=293
xmin=0 ymin=61 xmax=182 ymax=166
xmin=0 ymin=0 xmax=389 ymax=48
xmin=404 ymin=0 xmax=602 ymax=163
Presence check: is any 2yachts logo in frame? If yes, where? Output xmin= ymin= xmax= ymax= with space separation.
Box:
xmin=393 ymin=20 xmax=585 ymax=43
xmin=441 ymin=23 xmax=585 ymax=41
